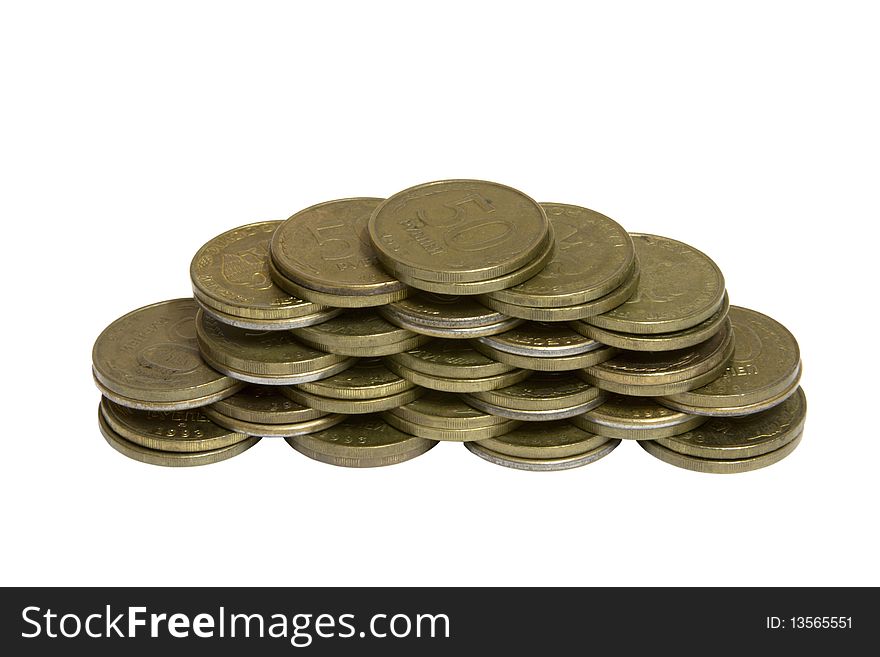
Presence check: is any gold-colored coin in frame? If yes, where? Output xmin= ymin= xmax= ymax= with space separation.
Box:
xmin=190 ymin=221 xmax=332 ymax=321
xmin=585 ymin=234 xmax=726 ymax=334
xmin=269 ymin=258 xmax=409 ymax=307
xmin=477 ymin=321 xmax=606 ymax=358
xmin=291 ymin=309 xmax=429 ymax=356
xmin=209 ymin=384 xmax=326 ymax=424
xmin=580 ymin=319 xmax=734 ymax=395
xmin=486 ymin=203 xmax=635 ymax=307
xmin=640 ymin=430 xmax=803 ymax=474
xmin=380 ymin=308 xmax=522 ymax=339
xmin=195 ymin=310 xmax=354 ymax=385
xmin=464 ymin=373 xmax=606 ymax=420
xmin=654 ymin=387 xmax=807 ymax=460
xmin=387 ymin=231 xmax=556 ymax=295
xmin=389 ymin=390 xmax=510 ymax=429
xmin=382 ymin=412 xmax=520 ymax=442
xmin=475 ymin=420 xmax=610 ymax=459
xmin=368 ymin=179 xmax=551 ymax=283
xmin=465 ymin=437 xmax=621 ymax=471
xmin=100 ymin=397 xmax=249 ymax=452
xmin=93 ymin=299 xmax=243 ymax=410
xmin=287 ymin=415 xmax=437 ymax=468
xmin=478 ymin=261 xmax=640 ymax=321
xmin=572 ymin=293 xmax=730 ymax=352
xmin=383 ymin=292 xmax=513 ymax=329
xmin=293 ymin=358 xmax=415 ymax=400
xmin=202 ymin=406 xmax=346 ymax=437
xmin=471 ymin=338 xmax=617 ymax=372
xmin=659 ymin=306 xmax=802 ymax=416
xmin=284 ymin=386 xmax=425 ymax=414
xmin=571 ymin=394 xmax=708 ymax=440
xmin=194 ymin=294 xmax=342 ymax=331
xmin=385 ymin=359 xmax=531 ymax=393
xmin=270 ymin=198 xmax=408 ymax=299
xmin=388 ymin=340 xmax=514 ymax=378
xmin=99 ymin=407 xmax=259 ymax=467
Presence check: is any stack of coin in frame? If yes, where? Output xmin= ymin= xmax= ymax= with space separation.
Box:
xmin=283 ymin=358 xmax=425 ymax=414
xmin=380 ymin=292 xmax=521 ymax=338
xmin=382 ymin=390 xmax=521 ymax=441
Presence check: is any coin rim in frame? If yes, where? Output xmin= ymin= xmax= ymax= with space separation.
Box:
xmin=640 ymin=430 xmax=803 ymax=473
xmin=464 ymin=438 xmax=621 ymax=471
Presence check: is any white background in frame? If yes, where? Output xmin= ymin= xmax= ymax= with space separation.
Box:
xmin=1 ymin=1 xmax=877 ymax=587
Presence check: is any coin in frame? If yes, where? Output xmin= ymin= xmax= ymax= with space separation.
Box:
xmin=293 ymin=358 xmax=415 ymax=400
xmin=571 ymin=394 xmax=708 ymax=440
xmin=100 ymin=397 xmax=249 ymax=452
xmin=477 ymin=321 xmax=606 ymax=358
xmin=270 ymin=198 xmax=408 ymax=301
xmin=471 ymin=338 xmax=617 ymax=372
xmin=209 ymin=384 xmax=326 ymax=424
xmin=463 ymin=373 xmax=606 ymax=420
xmin=585 ymin=234 xmax=726 ymax=334
xmin=93 ymin=299 xmax=243 ymax=409
xmin=368 ymin=179 xmax=551 ymax=283
xmin=99 ymin=407 xmax=259 ymax=467
xmin=268 ymin=258 xmax=408 ymax=308
xmin=202 ymin=406 xmax=346 ymax=437
xmin=389 ymin=390 xmax=510 ymax=429
xmin=195 ymin=310 xmax=354 ymax=385
xmin=465 ymin=437 xmax=621 ymax=471
xmin=287 ymin=415 xmax=437 ymax=467
xmin=486 ymin=203 xmax=635 ymax=307
xmin=195 ymin=294 xmax=343 ymax=330
xmin=572 ymin=293 xmax=730 ymax=352
xmin=479 ymin=261 xmax=640 ymax=321
xmin=383 ymin=292 xmax=512 ymax=329
xmin=190 ymin=221 xmax=333 ymax=321
xmin=385 ymin=359 xmax=531 ymax=393
xmin=658 ymin=306 xmax=803 ymax=416
xmin=92 ymin=375 xmax=243 ymax=412
xmin=382 ymin=411 xmax=520 ymax=442
xmin=285 ymin=386 xmax=425 ymax=414
xmin=640 ymin=430 xmax=803 ymax=474
xmin=291 ymin=309 xmax=429 ymax=356
xmin=580 ymin=318 xmax=734 ymax=395
xmin=388 ymin=340 xmax=515 ymax=378
xmin=654 ymin=387 xmax=807 ymax=460
xmin=474 ymin=420 xmax=610 ymax=459
xmin=387 ymin=230 xmax=556 ymax=295
xmin=380 ymin=309 xmax=522 ymax=339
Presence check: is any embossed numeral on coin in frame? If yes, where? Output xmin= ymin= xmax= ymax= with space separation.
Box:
xmin=416 ymin=192 xmax=496 ymax=228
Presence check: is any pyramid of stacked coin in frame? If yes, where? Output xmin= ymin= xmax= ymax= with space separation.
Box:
xmin=92 ymin=180 xmax=805 ymax=473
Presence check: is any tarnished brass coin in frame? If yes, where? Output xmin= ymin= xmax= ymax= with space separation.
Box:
xmin=580 ymin=319 xmax=734 ymax=395
xmin=100 ymin=397 xmax=249 ymax=452
xmin=474 ymin=420 xmax=610 ymax=459
xmin=659 ymin=306 xmax=802 ymax=416
xmin=269 ymin=258 xmax=408 ymax=307
xmin=270 ymin=198 xmax=408 ymax=301
xmin=93 ymin=375 xmax=243 ymax=412
xmin=486 ymin=203 xmax=635 ymax=307
xmin=464 ymin=373 xmax=606 ymax=421
xmin=380 ymin=309 xmax=522 ymax=339
xmin=368 ymin=179 xmax=551 ymax=283
xmin=285 ymin=386 xmax=425 ymax=414
xmin=291 ymin=309 xmax=429 ymax=356
xmin=209 ymin=384 xmax=326 ymax=423
xmin=654 ymin=387 xmax=807 ymax=460
xmin=287 ymin=415 xmax=437 ymax=468
xmin=202 ymin=407 xmax=346 ymax=437
xmin=472 ymin=338 xmax=617 ymax=372
xmin=479 ymin=261 xmax=640 ymax=321
xmin=93 ymin=299 xmax=243 ymax=409
xmin=195 ymin=294 xmax=342 ymax=331
xmin=571 ymin=394 xmax=708 ymax=440
xmin=99 ymin=407 xmax=259 ymax=467
xmin=389 ymin=340 xmax=515 ymax=378
xmin=389 ymin=390 xmax=510 ymax=429
xmin=382 ymin=412 xmax=519 ymax=442
xmin=385 ymin=359 xmax=531 ymax=393
xmin=586 ymin=234 xmax=725 ymax=334
xmin=465 ymin=437 xmax=621 ymax=472
xmin=293 ymin=358 xmax=415 ymax=400
xmin=190 ymin=221 xmax=332 ymax=321
xmin=641 ymin=430 xmax=803 ymax=474
xmin=383 ymin=293 xmax=512 ymax=329
xmin=195 ymin=310 xmax=354 ymax=385
xmin=572 ymin=293 xmax=730 ymax=352
xmin=477 ymin=321 xmax=606 ymax=358
xmin=388 ymin=231 xmax=556 ymax=295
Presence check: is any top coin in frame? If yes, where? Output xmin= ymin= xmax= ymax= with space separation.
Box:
xmin=93 ymin=299 xmax=241 ymax=406
xmin=586 ymin=234 xmax=725 ymax=334
xmin=191 ymin=221 xmax=326 ymax=319
xmin=270 ymin=198 xmax=407 ymax=297
xmin=486 ymin=203 xmax=635 ymax=308
xmin=368 ymin=180 xmax=551 ymax=283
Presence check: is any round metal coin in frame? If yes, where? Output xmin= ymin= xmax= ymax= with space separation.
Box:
xmin=571 ymin=393 xmax=708 ymax=440
xmin=465 ymin=437 xmax=621 ymax=472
